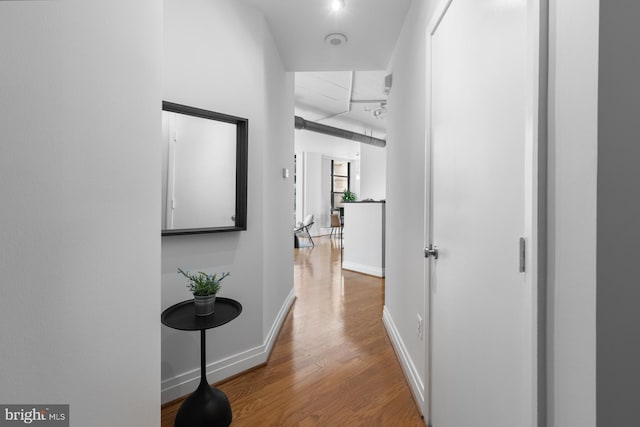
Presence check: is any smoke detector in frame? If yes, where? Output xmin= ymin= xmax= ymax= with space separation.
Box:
xmin=324 ymin=33 xmax=348 ymax=47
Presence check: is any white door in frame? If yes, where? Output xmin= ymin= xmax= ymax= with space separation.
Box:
xmin=427 ymin=0 xmax=542 ymax=426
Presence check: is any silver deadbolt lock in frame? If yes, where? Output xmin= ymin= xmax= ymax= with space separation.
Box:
xmin=424 ymin=244 xmax=439 ymax=260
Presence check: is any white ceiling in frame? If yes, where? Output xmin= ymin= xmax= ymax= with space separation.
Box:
xmin=295 ymin=70 xmax=389 ymax=135
xmin=243 ymin=0 xmax=413 ymax=71
xmin=242 ymin=0 xmax=412 ymax=136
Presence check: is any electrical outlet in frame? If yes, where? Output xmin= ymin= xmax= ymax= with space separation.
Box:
xmin=417 ymin=314 xmax=423 ymax=340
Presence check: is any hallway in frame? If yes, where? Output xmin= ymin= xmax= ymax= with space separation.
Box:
xmin=161 ymin=236 xmax=424 ymax=426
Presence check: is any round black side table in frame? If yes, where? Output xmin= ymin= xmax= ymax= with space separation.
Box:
xmin=162 ymin=297 xmax=242 ymax=427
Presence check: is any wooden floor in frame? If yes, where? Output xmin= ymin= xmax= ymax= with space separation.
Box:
xmin=161 ymin=236 xmax=425 ymax=426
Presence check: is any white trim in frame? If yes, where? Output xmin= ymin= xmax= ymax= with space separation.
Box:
xmin=263 ymin=288 xmax=297 ymax=357
xmin=161 ymin=289 xmax=297 ymax=403
xmin=424 ymin=1 xmax=455 ymax=420
xmin=523 ymin=1 xmax=545 ymax=425
xmin=421 ymin=0 xmax=453 ymax=425
xmin=341 ymin=261 xmax=384 ymax=277
xmin=383 ymin=306 xmax=425 ymax=415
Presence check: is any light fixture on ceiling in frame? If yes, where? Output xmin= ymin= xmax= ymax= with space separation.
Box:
xmin=324 ymin=33 xmax=348 ymax=47
xmin=331 ymin=0 xmax=345 ymax=12
xmin=373 ymin=102 xmax=387 ymax=119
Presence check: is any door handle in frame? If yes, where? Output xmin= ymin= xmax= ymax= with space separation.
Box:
xmin=424 ymin=244 xmax=439 ymax=260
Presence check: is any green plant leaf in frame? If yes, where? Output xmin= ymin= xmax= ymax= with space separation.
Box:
xmin=177 ymin=268 xmax=230 ymax=296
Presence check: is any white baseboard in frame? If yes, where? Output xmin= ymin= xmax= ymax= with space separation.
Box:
xmin=342 ymin=261 xmax=385 ymax=277
xmin=263 ymin=289 xmax=296 ymax=357
xmin=161 ymin=289 xmax=296 ymax=404
xmin=382 ymin=306 xmax=425 ymax=415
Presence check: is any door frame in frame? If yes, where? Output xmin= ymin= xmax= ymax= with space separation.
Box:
xmin=423 ymin=0 xmax=548 ymax=425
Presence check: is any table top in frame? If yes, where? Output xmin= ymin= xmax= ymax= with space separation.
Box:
xmin=161 ymin=297 xmax=242 ymax=331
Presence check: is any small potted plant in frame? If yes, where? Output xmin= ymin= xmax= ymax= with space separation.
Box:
xmin=342 ymin=189 xmax=357 ymax=202
xmin=178 ymin=268 xmax=230 ymax=316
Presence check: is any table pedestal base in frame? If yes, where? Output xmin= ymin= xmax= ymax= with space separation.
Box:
xmin=174 ymin=380 xmax=232 ymax=427
xmin=162 ymin=301 xmax=242 ymax=427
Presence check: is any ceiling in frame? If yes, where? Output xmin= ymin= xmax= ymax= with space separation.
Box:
xmin=242 ymin=0 xmax=413 ymax=136
xmin=242 ymin=0 xmax=413 ymax=72
xmin=295 ymin=70 xmax=389 ymax=135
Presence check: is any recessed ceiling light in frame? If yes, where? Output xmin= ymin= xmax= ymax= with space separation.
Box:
xmin=324 ymin=33 xmax=348 ymax=47
xmin=331 ymin=0 xmax=345 ymax=12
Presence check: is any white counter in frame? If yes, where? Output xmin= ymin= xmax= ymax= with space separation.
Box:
xmin=342 ymin=202 xmax=385 ymax=277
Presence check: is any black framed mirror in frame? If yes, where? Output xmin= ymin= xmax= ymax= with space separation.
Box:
xmin=161 ymin=101 xmax=248 ymax=235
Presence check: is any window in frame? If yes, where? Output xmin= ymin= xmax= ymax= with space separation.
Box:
xmin=331 ymin=160 xmax=350 ymax=211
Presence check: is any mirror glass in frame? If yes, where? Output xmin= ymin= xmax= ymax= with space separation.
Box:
xmin=161 ymin=102 xmax=248 ymax=235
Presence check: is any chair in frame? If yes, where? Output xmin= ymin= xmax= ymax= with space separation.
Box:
xmin=329 ymin=212 xmax=342 ymax=238
xmin=294 ymin=214 xmax=315 ymax=247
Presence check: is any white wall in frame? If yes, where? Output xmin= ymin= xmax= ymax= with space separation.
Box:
xmin=305 ymin=112 xmax=389 ymax=204
xmin=384 ymin=0 xmax=436 ymax=411
xmin=342 ymin=203 xmax=386 ymax=277
xmin=161 ymin=0 xmax=294 ymax=403
xmin=359 ymin=143 xmax=387 ymax=200
xmin=596 ymin=2 xmax=640 ymax=425
xmin=261 ymin=21 xmax=296 ymax=342
xmin=295 ymin=127 xmax=361 ymax=158
xmin=0 ymin=1 xmax=162 ymax=426
xmin=294 ymin=129 xmax=361 ymax=230
xmin=385 ymin=0 xmax=599 ymax=424
xmin=300 ymin=152 xmax=323 ymax=231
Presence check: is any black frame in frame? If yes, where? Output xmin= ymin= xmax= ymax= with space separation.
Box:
xmin=161 ymin=101 xmax=248 ymax=236
xmin=330 ymin=160 xmax=350 ymax=212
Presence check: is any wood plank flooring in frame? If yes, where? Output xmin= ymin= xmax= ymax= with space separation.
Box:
xmin=161 ymin=236 xmax=425 ymax=426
